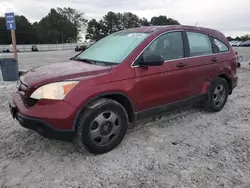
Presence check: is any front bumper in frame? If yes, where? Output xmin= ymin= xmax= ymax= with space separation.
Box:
xmin=9 ymin=92 xmax=77 ymax=140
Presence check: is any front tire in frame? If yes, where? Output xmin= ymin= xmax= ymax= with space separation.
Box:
xmin=203 ymin=77 xmax=229 ymax=112
xmin=76 ymin=98 xmax=128 ymax=154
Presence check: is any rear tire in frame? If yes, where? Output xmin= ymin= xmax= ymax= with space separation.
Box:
xmin=76 ymin=98 xmax=128 ymax=154
xmin=203 ymin=77 xmax=229 ymax=112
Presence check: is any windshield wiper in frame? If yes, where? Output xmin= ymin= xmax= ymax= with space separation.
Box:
xmin=71 ymin=57 xmax=95 ymax=64
xmin=101 ymin=62 xmax=118 ymax=66
xmin=71 ymin=57 xmax=118 ymax=66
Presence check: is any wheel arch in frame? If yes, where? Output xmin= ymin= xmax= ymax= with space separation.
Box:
xmin=73 ymin=92 xmax=135 ymax=130
xmin=217 ymin=73 xmax=232 ymax=95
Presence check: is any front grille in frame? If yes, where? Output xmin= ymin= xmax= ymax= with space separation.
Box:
xmin=17 ymin=80 xmax=38 ymax=108
xmin=19 ymin=82 xmax=27 ymax=91
xmin=20 ymin=93 xmax=38 ymax=108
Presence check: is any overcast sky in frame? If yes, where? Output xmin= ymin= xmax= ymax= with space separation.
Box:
xmin=1 ymin=0 xmax=250 ymax=37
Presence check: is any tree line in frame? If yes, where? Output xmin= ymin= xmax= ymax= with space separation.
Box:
xmin=0 ymin=8 xmax=180 ymax=44
xmin=0 ymin=8 xmax=86 ymax=44
xmin=226 ymin=35 xmax=250 ymax=42
xmin=86 ymin=12 xmax=179 ymax=41
xmin=2 ymin=7 xmax=247 ymax=44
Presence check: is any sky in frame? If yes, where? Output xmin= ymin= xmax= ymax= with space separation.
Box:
xmin=0 ymin=0 xmax=250 ymax=38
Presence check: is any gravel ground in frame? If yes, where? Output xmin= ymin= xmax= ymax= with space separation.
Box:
xmin=0 ymin=49 xmax=250 ymax=188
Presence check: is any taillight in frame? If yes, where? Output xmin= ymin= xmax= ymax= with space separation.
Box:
xmin=230 ymin=55 xmax=237 ymax=75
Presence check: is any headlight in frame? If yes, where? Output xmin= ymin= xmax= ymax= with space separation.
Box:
xmin=30 ymin=81 xmax=78 ymax=100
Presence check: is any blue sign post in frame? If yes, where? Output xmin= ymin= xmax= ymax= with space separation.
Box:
xmin=5 ymin=12 xmax=18 ymax=59
xmin=5 ymin=12 xmax=16 ymax=30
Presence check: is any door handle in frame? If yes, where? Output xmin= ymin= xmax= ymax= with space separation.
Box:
xmin=176 ymin=62 xmax=187 ymax=68
xmin=211 ymin=57 xmax=218 ymax=62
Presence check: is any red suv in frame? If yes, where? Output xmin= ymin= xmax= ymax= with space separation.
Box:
xmin=9 ymin=25 xmax=238 ymax=154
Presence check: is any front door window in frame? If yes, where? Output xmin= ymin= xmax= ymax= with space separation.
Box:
xmin=142 ymin=31 xmax=184 ymax=62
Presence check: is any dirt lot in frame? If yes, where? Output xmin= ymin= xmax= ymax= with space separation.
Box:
xmin=0 ymin=49 xmax=250 ymax=188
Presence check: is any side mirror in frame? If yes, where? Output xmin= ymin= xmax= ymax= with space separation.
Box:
xmin=138 ymin=54 xmax=164 ymax=67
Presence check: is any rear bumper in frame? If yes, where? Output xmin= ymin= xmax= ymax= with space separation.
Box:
xmin=232 ymin=76 xmax=238 ymax=90
xmin=9 ymin=92 xmax=77 ymax=140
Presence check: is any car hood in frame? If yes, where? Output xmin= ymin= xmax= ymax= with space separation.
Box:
xmin=20 ymin=60 xmax=112 ymax=88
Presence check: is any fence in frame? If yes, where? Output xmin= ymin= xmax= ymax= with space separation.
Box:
xmin=0 ymin=43 xmax=88 ymax=52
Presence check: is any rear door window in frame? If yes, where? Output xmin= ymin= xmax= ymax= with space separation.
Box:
xmin=187 ymin=32 xmax=213 ymax=57
xmin=211 ymin=37 xmax=229 ymax=53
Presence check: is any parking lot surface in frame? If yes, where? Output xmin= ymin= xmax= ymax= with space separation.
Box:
xmin=0 ymin=49 xmax=250 ymax=188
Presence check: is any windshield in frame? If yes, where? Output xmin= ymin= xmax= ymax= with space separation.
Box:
xmin=77 ymin=32 xmax=149 ymax=64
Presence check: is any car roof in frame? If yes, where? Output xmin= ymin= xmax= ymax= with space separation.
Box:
xmin=123 ymin=25 xmax=223 ymax=37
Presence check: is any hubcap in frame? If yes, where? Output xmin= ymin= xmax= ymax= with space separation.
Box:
xmin=213 ymin=84 xmax=226 ymax=107
xmin=100 ymin=121 xmax=113 ymax=135
xmin=89 ymin=111 xmax=121 ymax=146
